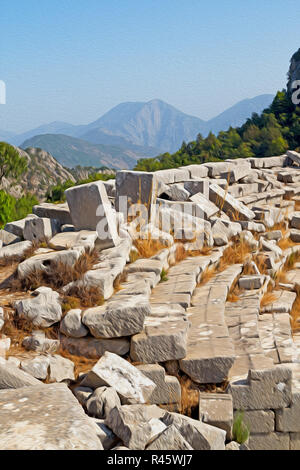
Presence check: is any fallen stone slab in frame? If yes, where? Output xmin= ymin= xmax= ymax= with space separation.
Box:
xmin=20 ymin=356 xmax=50 ymax=380
xmin=105 ymin=404 xmax=165 ymax=449
xmin=146 ymin=424 xmax=193 ymax=450
xmin=130 ymin=318 xmax=189 ymax=363
xmin=60 ymin=334 xmax=130 ymax=358
xmin=209 ymin=183 xmax=255 ymax=221
xmin=17 ymin=247 xmax=82 ymax=280
xmin=136 ymin=364 xmax=181 ymax=406
xmin=4 ymin=214 xmax=37 ymax=238
xmin=290 ymin=229 xmax=300 ymax=243
xmin=0 ymin=240 xmax=32 ymax=261
xmin=49 ymin=230 xmax=98 ymax=250
xmin=238 ymin=275 xmax=264 ymax=290
xmin=48 ymin=354 xmax=75 ymax=383
xmin=161 ymin=183 xmax=190 ymax=201
xmin=24 ymin=217 xmax=60 ymax=243
xmin=83 ymin=294 xmax=150 ymax=338
xmin=33 ymin=202 xmax=72 ymax=225
xmin=90 ymin=418 xmax=120 ymax=449
xmin=65 ymin=181 xmax=120 ymax=248
xmin=190 ymin=193 xmax=219 ymax=219
xmin=199 ymin=393 xmax=233 ymax=440
xmin=0 ymin=383 xmax=103 ymax=449
xmin=161 ymin=411 xmax=226 ymax=450
xmin=60 ymin=309 xmax=88 ymax=338
xmin=15 ymin=287 xmax=62 ymax=328
xmin=81 ymin=352 xmax=156 ymax=404
xmin=0 ymin=362 xmax=42 ymax=389
xmin=261 ymin=290 xmax=296 ymax=314
xmin=0 ymin=229 xmax=21 ymax=246
xmin=86 ymin=386 xmax=121 ymax=419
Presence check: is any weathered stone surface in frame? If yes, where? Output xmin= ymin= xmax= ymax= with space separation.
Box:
xmin=22 ymin=331 xmax=60 ymax=353
xmin=4 ymin=214 xmax=37 ymax=238
xmin=136 ymin=364 xmax=181 ymax=406
xmin=180 ymin=336 xmax=235 ymax=384
xmin=90 ymin=418 xmax=120 ymax=449
xmin=15 ymin=287 xmax=62 ymax=328
xmin=248 ymin=432 xmax=289 ymax=450
xmin=49 ymin=230 xmax=98 ymax=250
xmin=60 ymin=334 xmax=130 ymax=358
xmin=105 ymin=404 xmax=165 ymax=449
xmin=0 ymin=240 xmax=32 ymax=260
xmin=238 ymin=275 xmax=264 ymax=290
xmin=276 ymin=392 xmax=300 ymax=432
xmin=17 ymin=248 xmax=81 ymax=280
xmin=83 ymin=295 xmax=150 ymax=339
xmin=290 ymin=432 xmax=300 ymax=450
xmin=48 ymin=355 xmax=75 ymax=383
xmin=23 ymin=217 xmax=60 ymax=243
xmin=161 ymin=411 xmax=226 ymax=450
xmin=0 ymin=229 xmax=21 ymax=246
xmin=60 ymin=309 xmax=88 ymax=338
xmin=228 ymin=367 xmax=292 ymax=410
xmin=199 ymin=393 xmax=233 ymax=439
xmin=33 ymin=202 xmax=72 ymax=225
xmin=0 ymin=362 xmax=42 ymax=389
xmin=290 ymin=212 xmax=300 ymax=230
xmin=86 ymin=386 xmax=121 ymax=419
xmin=65 ymin=181 xmax=120 ymax=248
xmin=238 ymin=410 xmax=275 ymax=434
xmin=0 ymin=307 xmax=4 ymax=332
xmin=130 ymin=318 xmax=189 ymax=363
xmin=73 ymin=386 xmax=93 ymax=406
xmin=146 ymin=424 xmax=193 ymax=450
xmin=0 ymin=383 xmax=103 ymax=449
xmin=209 ymin=183 xmax=255 ymax=221
xmin=20 ymin=356 xmax=50 ymax=380
xmin=161 ymin=183 xmax=190 ymax=201
xmin=82 ymin=352 xmax=156 ymax=404
xmin=116 ymin=170 xmax=159 ymax=219
xmin=190 ymin=193 xmax=219 ymax=219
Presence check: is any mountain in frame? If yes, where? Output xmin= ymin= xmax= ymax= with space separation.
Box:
xmin=20 ymin=134 xmax=158 ymax=170
xmin=79 ymin=99 xmax=206 ymax=152
xmin=8 ymin=95 xmax=275 ymax=166
xmin=202 ymin=94 xmax=274 ymax=136
xmin=2 ymin=146 xmax=75 ymax=200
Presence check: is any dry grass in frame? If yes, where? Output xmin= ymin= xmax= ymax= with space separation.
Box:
xmin=175 ymin=244 xmax=188 ymax=263
xmin=113 ymin=271 xmax=128 ymax=292
xmin=66 ymin=284 xmax=104 ymax=309
xmin=129 ymin=249 xmax=140 ymax=264
xmin=197 ymin=266 xmax=216 ymax=286
xmin=278 ymin=237 xmax=299 ymax=250
xmin=10 ymin=247 xmax=99 ymax=292
xmin=290 ymin=295 xmax=300 ymax=332
xmin=180 ymin=376 xmax=199 ymax=416
xmin=133 ymin=238 xmax=167 ymax=259
xmin=218 ymin=238 xmax=251 ymax=272
xmin=260 ymin=291 xmax=279 ymax=309
xmin=0 ymin=241 xmax=38 ymax=268
xmin=274 ymin=269 xmax=288 ymax=285
xmin=294 ymin=200 xmax=300 ymax=211
xmin=186 ymin=245 xmax=213 ymax=257
xmin=283 ymin=250 xmax=300 ymax=271
xmin=61 ymin=296 xmax=81 ymax=315
xmin=252 ymin=254 xmax=269 ymax=275
xmin=227 ymin=281 xmax=244 ymax=303
xmin=266 ymin=221 xmax=289 ymax=237
xmin=1 ymin=310 xmax=34 ymax=354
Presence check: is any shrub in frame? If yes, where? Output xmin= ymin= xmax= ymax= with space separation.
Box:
xmin=232 ymin=412 xmax=250 ymax=444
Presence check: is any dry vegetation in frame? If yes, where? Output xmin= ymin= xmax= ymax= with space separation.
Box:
xmin=218 ymin=238 xmax=252 ymax=272
xmin=133 ymin=237 xmax=167 ymax=259
xmin=260 ymin=291 xmax=279 ymax=308
xmin=197 ymin=266 xmax=216 ymax=286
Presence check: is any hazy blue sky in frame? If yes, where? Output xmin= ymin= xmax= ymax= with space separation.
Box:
xmin=0 ymin=0 xmax=299 ymax=132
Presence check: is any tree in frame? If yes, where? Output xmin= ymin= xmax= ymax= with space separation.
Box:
xmin=0 ymin=142 xmax=28 ymax=186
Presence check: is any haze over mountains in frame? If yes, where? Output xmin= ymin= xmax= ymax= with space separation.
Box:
xmin=1 ymin=94 xmax=274 ymax=169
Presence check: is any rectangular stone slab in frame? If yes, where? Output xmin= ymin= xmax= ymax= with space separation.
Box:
xmin=0 ymin=383 xmax=103 ymax=449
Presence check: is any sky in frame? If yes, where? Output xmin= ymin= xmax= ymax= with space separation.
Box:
xmin=0 ymin=0 xmax=299 ymax=133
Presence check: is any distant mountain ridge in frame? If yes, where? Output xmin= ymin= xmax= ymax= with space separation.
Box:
xmin=3 ymin=94 xmax=274 ymax=168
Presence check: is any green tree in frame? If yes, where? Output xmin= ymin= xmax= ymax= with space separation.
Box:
xmin=0 ymin=142 xmax=28 ymax=186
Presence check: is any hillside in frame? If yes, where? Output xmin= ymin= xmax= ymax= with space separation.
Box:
xmin=20 ymin=134 xmax=158 ymax=170
xmin=2 ymin=146 xmax=75 ymax=200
